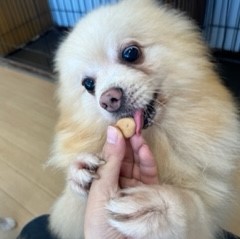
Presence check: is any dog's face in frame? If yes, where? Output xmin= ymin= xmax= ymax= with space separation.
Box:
xmin=56 ymin=0 xmax=208 ymax=131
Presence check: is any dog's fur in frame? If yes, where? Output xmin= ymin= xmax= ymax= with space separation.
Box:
xmin=48 ymin=0 xmax=240 ymax=238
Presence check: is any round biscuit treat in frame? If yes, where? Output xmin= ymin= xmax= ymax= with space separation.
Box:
xmin=116 ymin=118 xmax=136 ymax=138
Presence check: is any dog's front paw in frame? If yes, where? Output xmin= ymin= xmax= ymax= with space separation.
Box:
xmin=68 ymin=153 xmax=104 ymax=197
xmin=106 ymin=185 xmax=182 ymax=239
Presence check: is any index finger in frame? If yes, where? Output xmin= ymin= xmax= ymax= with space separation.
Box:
xmin=92 ymin=126 xmax=126 ymax=192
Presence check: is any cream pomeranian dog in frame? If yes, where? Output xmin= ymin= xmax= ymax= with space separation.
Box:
xmin=48 ymin=0 xmax=240 ymax=238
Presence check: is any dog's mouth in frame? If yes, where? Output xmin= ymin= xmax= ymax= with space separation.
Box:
xmin=118 ymin=93 xmax=158 ymax=133
xmin=143 ymin=96 xmax=157 ymax=129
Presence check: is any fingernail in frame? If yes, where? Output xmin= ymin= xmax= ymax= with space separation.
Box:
xmin=107 ymin=126 xmax=118 ymax=144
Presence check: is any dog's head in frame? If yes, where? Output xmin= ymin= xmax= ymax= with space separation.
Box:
xmin=55 ymin=0 xmax=210 ymax=138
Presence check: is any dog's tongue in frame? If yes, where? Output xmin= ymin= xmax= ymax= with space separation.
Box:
xmin=134 ymin=109 xmax=144 ymax=135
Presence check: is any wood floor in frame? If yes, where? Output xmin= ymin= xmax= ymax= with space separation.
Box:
xmin=0 ymin=65 xmax=64 ymax=239
xmin=0 ymin=64 xmax=239 ymax=238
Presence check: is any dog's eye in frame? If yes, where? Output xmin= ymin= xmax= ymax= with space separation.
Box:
xmin=122 ymin=45 xmax=141 ymax=63
xmin=82 ymin=77 xmax=95 ymax=93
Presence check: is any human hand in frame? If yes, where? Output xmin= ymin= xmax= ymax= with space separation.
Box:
xmin=84 ymin=126 xmax=159 ymax=239
xmin=119 ymin=133 xmax=159 ymax=188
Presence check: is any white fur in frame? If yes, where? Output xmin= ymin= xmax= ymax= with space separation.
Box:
xmin=49 ymin=0 xmax=240 ymax=238
xmin=68 ymin=153 xmax=103 ymax=197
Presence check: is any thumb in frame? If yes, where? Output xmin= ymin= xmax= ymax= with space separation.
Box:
xmin=98 ymin=126 xmax=126 ymax=186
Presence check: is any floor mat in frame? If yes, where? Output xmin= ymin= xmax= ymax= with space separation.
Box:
xmin=5 ymin=28 xmax=67 ymax=74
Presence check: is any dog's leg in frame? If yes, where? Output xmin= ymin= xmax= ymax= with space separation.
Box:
xmin=49 ymin=153 xmax=104 ymax=239
xmin=49 ymin=186 xmax=87 ymax=239
xmin=68 ymin=153 xmax=105 ymax=197
xmin=106 ymin=185 xmax=217 ymax=239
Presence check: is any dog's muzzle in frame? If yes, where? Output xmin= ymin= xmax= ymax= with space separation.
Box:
xmin=99 ymin=87 xmax=157 ymax=129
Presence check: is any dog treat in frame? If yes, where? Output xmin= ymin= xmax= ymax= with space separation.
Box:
xmin=116 ymin=118 xmax=136 ymax=138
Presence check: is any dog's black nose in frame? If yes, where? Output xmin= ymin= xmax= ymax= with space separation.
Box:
xmin=100 ymin=87 xmax=123 ymax=112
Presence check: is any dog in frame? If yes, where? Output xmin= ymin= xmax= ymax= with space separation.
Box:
xmin=48 ymin=0 xmax=240 ymax=238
